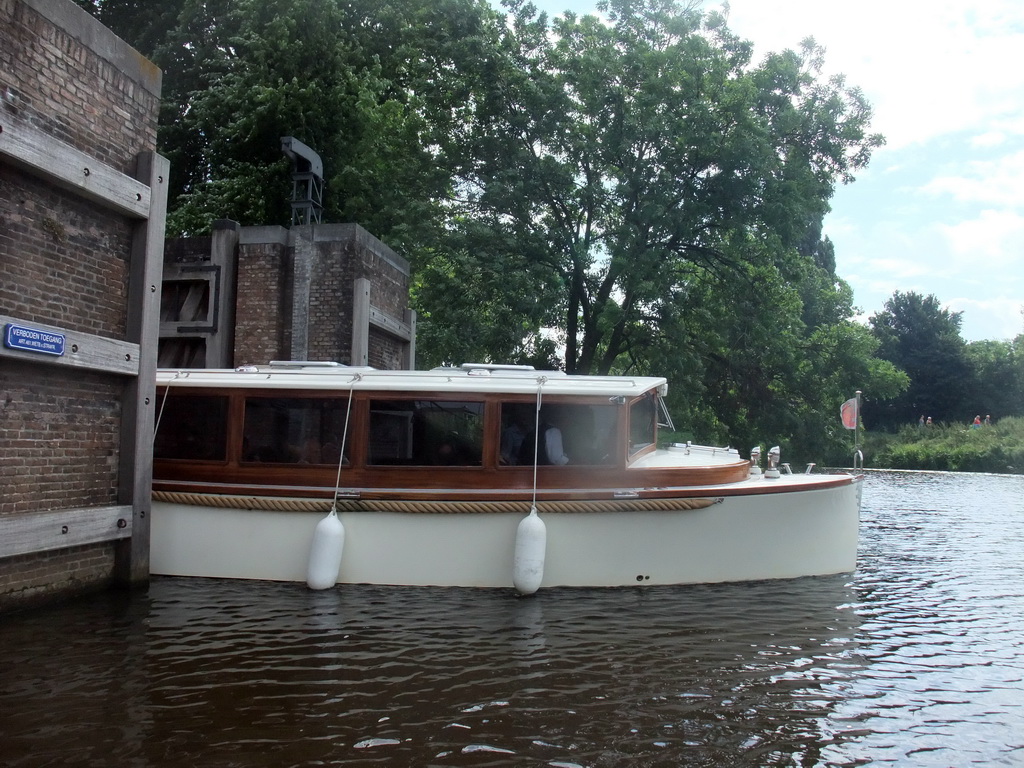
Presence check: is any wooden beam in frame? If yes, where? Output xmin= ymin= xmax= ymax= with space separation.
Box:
xmin=404 ymin=308 xmax=417 ymax=369
xmin=0 ymin=314 xmax=140 ymax=376
xmin=115 ymin=151 xmax=169 ymax=585
xmin=352 ymin=278 xmax=370 ymax=366
xmin=369 ymin=305 xmax=412 ymax=341
xmin=0 ymin=505 xmax=133 ymax=559
xmin=0 ymin=119 xmax=151 ymax=219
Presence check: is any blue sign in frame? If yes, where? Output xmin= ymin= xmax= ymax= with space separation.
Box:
xmin=4 ymin=323 xmax=66 ymax=356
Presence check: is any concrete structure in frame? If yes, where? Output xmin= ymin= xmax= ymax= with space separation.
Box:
xmin=160 ymin=222 xmax=415 ymax=370
xmin=0 ymin=0 xmax=166 ymax=611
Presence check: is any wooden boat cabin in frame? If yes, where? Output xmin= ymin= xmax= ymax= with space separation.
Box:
xmin=153 ymin=363 xmax=751 ymax=502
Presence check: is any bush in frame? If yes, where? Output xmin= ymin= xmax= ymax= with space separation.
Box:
xmin=869 ymin=416 xmax=1024 ymax=473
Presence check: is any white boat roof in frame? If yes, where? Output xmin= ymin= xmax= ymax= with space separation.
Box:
xmin=156 ymin=362 xmax=669 ymax=398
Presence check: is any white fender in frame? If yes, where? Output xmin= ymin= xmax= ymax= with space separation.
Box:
xmin=513 ymin=508 xmax=547 ymax=595
xmin=306 ymin=509 xmax=345 ymax=590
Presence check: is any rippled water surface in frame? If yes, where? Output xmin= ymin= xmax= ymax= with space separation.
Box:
xmin=2 ymin=472 xmax=1023 ymax=767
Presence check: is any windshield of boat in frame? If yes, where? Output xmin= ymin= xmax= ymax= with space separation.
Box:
xmin=629 ymin=394 xmax=657 ymax=456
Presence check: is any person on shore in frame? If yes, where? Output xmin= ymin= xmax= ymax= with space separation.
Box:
xmin=926 ymin=416 xmax=933 ymax=426
xmin=918 ymin=414 xmax=925 ymax=428
xmin=972 ymin=415 xmax=981 ymax=429
xmin=985 ymin=414 xmax=991 ymax=426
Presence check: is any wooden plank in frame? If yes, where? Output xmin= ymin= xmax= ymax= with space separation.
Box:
xmin=115 ymin=151 xmax=170 ymax=585
xmin=403 ymin=308 xmax=416 ymax=369
xmin=0 ymin=505 xmax=133 ymax=559
xmin=0 ymin=119 xmax=151 ymax=219
xmin=368 ymin=305 xmax=412 ymax=341
xmin=352 ymin=278 xmax=370 ymax=366
xmin=0 ymin=314 xmax=140 ymax=376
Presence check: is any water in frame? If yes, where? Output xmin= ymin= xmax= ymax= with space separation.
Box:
xmin=2 ymin=472 xmax=1023 ymax=767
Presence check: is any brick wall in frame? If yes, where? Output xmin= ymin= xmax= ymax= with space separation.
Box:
xmin=306 ymin=224 xmax=410 ymax=365
xmin=353 ymin=237 xmax=409 ymax=320
xmin=368 ymin=327 xmax=406 ymax=370
xmin=353 ymin=230 xmax=411 ymax=369
xmin=165 ymin=236 xmax=213 ymax=266
xmin=0 ymin=542 xmax=117 ymax=613
xmin=307 ymin=236 xmax=355 ymax=363
xmin=0 ymin=0 xmax=160 ymax=172
xmin=233 ymin=224 xmax=411 ymax=367
xmin=234 ymin=239 xmax=291 ymax=366
xmin=0 ymin=0 xmax=162 ymax=613
xmin=0 ymin=360 xmax=122 ymax=515
xmin=0 ymin=164 xmax=133 ymax=338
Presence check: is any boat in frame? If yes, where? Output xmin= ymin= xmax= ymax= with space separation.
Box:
xmin=150 ymin=362 xmax=862 ymax=593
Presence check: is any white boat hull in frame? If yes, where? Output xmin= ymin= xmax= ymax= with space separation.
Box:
xmin=150 ymin=478 xmax=861 ymax=588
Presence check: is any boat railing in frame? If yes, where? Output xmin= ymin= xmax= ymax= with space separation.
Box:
xmin=666 ymin=442 xmax=739 ymax=458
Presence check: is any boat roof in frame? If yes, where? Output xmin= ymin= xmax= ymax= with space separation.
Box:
xmin=156 ymin=362 xmax=669 ymax=398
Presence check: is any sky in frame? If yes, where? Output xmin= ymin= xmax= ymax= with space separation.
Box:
xmin=518 ymin=0 xmax=1024 ymax=342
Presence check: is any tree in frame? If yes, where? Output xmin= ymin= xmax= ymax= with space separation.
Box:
xmin=966 ymin=338 xmax=1024 ymax=422
xmin=78 ymin=0 xmax=498 ymax=243
xmin=412 ymin=220 xmax=565 ymax=367
xmin=665 ymin=238 xmax=905 ymax=462
xmin=81 ymin=0 xmax=899 ymax=456
xmin=869 ymin=291 xmax=972 ymax=429
xmin=442 ymin=0 xmax=883 ymax=375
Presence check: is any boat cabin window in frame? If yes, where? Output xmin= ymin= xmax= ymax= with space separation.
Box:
xmin=154 ymin=394 xmax=229 ymax=461
xmin=369 ymin=400 xmax=483 ymax=466
xmin=242 ymin=397 xmax=349 ymax=465
xmin=500 ymin=402 xmax=618 ymax=465
xmin=629 ymin=394 xmax=657 ymax=456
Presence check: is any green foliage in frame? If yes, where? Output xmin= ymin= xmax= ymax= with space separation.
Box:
xmin=448 ymin=0 xmax=883 ymax=378
xmin=80 ymin=0 xmax=910 ymax=462
xmin=965 ymin=338 xmax=1024 ymax=423
xmin=869 ymin=417 xmax=1024 ymax=474
xmin=420 ymin=0 xmax=893 ymax=462
xmin=868 ymin=290 xmax=972 ymax=429
xmin=86 ymin=0 xmax=495 ymax=242
xmin=653 ymin=232 xmax=906 ymax=466
xmin=865 ymin=293 xmax=1024 ymax=433
xmin=412 ymin=223 xmax=564 ymax=367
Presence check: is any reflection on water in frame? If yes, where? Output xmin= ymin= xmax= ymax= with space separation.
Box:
xmin=1 ymin=471 xmax=1023 ymax=767
xmin=824 ymin=472 xmax=1024 ymax=767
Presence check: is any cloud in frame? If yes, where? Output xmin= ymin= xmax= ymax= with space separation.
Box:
xmin=949 ymin=296 xmax=1024 ymax=341
xmin=863 ymin=257 xmax=934 ymax=280
xmin=938 ymin=209 xmax=1024 ymax=268
xmin=526 ymin=0 xmax=1024 ymax=342
xmin=971 ymin=132 xmax=1007 ymax=149
xmin=723 ymin=0 xmax=1024 ymax=149
xmin=921 ymin=150 xmax=1024 ymax=207
xmin=719 ymin=0 xmax=1024 ymax=341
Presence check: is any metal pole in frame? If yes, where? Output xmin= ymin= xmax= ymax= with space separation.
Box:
xmin=854 ymin=390 xmax=863 ymax=469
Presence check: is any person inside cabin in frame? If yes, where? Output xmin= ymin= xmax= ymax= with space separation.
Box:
xmin=500 ymin=405 xmax=532 ymax=465
xmin=563 ymin=405 xmax=601 ymax=464
xmin=518 ymin=406 xmax=570 ymax=465
xmin=430 ymin=428 xmax=469 ymax=465
xmin=321 ymin=441 xmax=344 ymax=465
xmin=434 ymin=439 xmax=457 ymax=464
xmin=296 ymin=436 xmax=322 ymax=463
